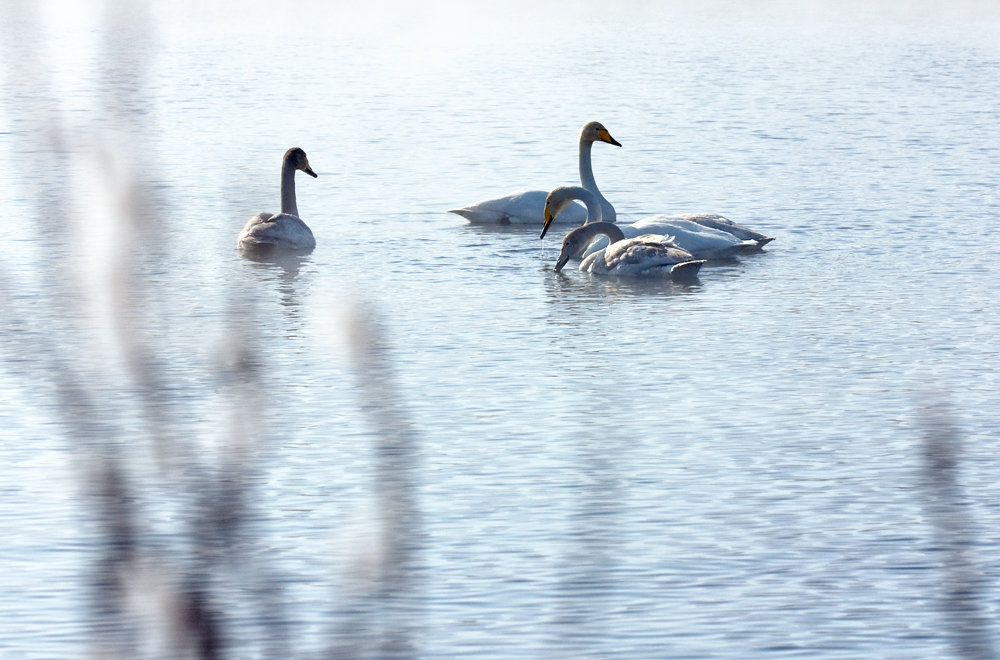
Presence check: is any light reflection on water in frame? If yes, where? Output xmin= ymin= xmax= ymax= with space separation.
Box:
xmin=2 ymin=2 xmax=1000 ymax=658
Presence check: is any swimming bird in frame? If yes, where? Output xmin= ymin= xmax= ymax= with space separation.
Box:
xmin=540 ymin=187 xmax=760 ymax=262
xmin=237 ymin=147 xmax=318 ymax=254
xmin=543 ymin=186 xmax=704 ymax=279
xmin=554 ymin=221 xmax=705 ymax=280
xmin=448 ymin=121 xmax=620 ymax=225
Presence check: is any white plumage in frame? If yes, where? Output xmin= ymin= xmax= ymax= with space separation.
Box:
xmin=449 ymin=121 xmax=620 ymax=225
xmin=582 ymin=214 xmax=762 ymax=262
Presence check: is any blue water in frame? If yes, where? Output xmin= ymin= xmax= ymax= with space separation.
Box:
xmin=2 ymin=3 xmax=1000 ymax=658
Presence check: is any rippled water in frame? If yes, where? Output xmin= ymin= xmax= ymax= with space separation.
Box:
xmin=2 ymin=3 xmax=1000 ymax=658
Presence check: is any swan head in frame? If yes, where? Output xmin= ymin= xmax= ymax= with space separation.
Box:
xmin=581 ymin=121 xmax=621 ymax=147
xmin=285 ymin=147 xmax=318 ymax=178
xmin=541 ymin=185 xmax=598 ymax=240
xmin=540 ymin=187 xmax=580 ymax=239
xmin=553 ymin=225 xmax=590 ymax=272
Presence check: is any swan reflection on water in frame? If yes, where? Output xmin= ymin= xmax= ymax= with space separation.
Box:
xmin=239 ymin=249 xmax=308 ymax=276
xmin=240 ymin=251 xmax=311 ymax=327
xmin=545 ymin=263 xmax=703 ymax=301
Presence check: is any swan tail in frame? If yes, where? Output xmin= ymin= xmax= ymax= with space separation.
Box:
xmin=448 ymin=208 xmax=510 ymax=224
xmin=669 ymin=260 xmax=706 ymax=281
xmin=733 ymin=237 xmax=774 ymax=253
xmin=237 ymin=237 xmax=276 ymax=255
xmin=734 ymin=239 xmax=766 ymax=255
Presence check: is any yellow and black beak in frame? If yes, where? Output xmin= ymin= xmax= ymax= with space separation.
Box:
xmin=540 ymin=208 xmax=555 ymax=239
xmin=599 ymin=127 xmax=622 ymax=147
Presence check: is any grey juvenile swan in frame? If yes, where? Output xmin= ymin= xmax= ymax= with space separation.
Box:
xmin=544 ymin=186 xmax=704 ymax=279
xmin=238 ymin=147 xmax=318 ymax=254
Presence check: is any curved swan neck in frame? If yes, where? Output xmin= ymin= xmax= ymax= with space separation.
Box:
xmin=561 ymin=185 xmax=603 ymax=224
xmin=581 ymin=221 xmax=625 ymax=244
xmin=280 ymin=156 xmax=299 ymax=216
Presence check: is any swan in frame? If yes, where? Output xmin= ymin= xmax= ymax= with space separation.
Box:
xmin=540 ymin=187 xmax=761 ymax=262
xmin=555 ymin=221 xmax=705 ymax=280
xmin=448 ymin=121 xmax=620 ymax=225
xmin=542 ymin=186 xmax=704 ymax=279
xmin=237 ymin=147 xmax=318 ymax=254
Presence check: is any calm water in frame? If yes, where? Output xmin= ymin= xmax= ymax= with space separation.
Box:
xmin=2 ymin=3 xmax=1000 ymax=658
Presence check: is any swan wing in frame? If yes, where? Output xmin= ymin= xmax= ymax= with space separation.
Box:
xmin=581 ymin=226 xmax=686 ymax=258
xmin=238 ymin=213 xmax=316 ymax=252
xmin=449 ymin=190 xmax=587 ymax=225
xmin=579 ymin=250 xmax=604 ymax=273
xmin=589 ymin=237 xmax=691 ymax=276
xmin=242 ymin=211 xmax=274 ymax=228
xmin=630 ymin=234 xmax=695 ymax=261
xmin=680 ymin=214 xmax=774 ymax=246
xmin=580 ymin=238 xmax=703 ymax=278
xmin=236 ymin=212 xmax=274 ymax=248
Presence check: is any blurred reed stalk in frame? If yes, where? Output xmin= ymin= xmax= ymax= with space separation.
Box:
xmin=920 ymin=399 xmax=996 ymax=659
xmin=3 ymin=2 xmax=995 ymax=659
xmin=0 ymin=2 xmax=421 ymax=658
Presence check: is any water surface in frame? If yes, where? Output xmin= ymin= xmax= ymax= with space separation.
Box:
xmin=2 ymin=3 xmax=999 ymax=658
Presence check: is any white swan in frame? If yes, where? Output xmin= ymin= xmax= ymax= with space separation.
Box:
xmin=583 ymin=214 xmax=764 ymax=261
xmin=448 ymin=121 xmax=620 ymax=225
xmin=237 ymin=147 xmax=318 ymax=254
xmin=540 ymin=187 xmax=761 ymax=262
xmin=544 ymin=186 xmax=704 ymax=279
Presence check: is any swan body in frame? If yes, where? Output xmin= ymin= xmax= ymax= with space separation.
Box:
xmin=238 ymin=147 xmax=318 ymax=254
xmin=450 ymin=189 xmax=588 ymax=225
xmin=582 ymin=214 xmax=761 ymax=261
xmin=449 ymin=121 xmax=620 ymax=225
xmin=544 ymin=187 xmax=704 ymax=279
xmin=556 ymin=222 xmax=705 ymax=279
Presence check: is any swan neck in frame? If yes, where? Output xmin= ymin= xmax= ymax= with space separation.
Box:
xmin=578 ymin=137 xmax=614 ymax=222
xmin=280 ymin=159 xmax=299 ymax=216
xmin=578 ymin=138 xmax=598 ymax=190
xmin=576 ymin=187 xmax=604 ymax=225
xmin=589 ymin=221 xmax=624 ymax=244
